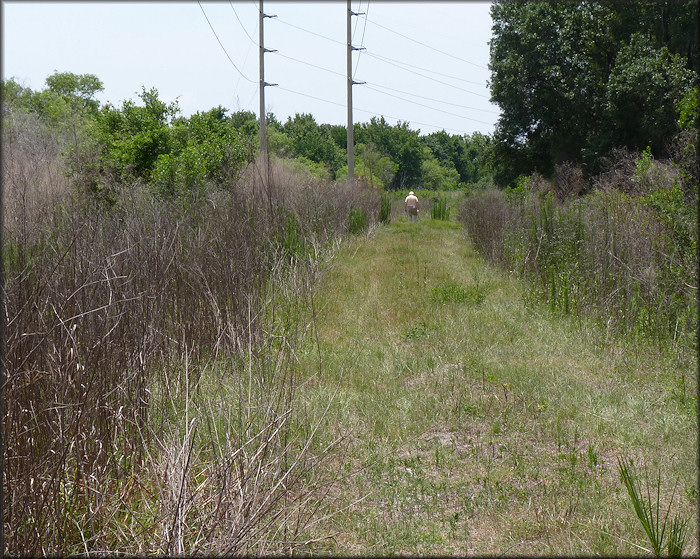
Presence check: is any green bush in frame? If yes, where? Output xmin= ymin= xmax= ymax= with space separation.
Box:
xmin=458 ymin=156 xmax=698 ymax=350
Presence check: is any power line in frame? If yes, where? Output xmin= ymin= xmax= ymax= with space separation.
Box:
xmin=353 ymin=106 xmax=482 ymax=135
xmin=351 ymin=0 xmax=361 ymax=42
xmin=365 ymin=17 xmax=488 ymax=70
xmin=364 ymin=51 xmax=485 ymax=88
xmin=276 ymin=85 xmax=346 ymax=109
xmin=200 ymin=2 xmax=495 ymax=134
xmin=364 ymin=50 xmax=489 ymax=98
xmin=272 ymin=16 xmax=345 ymax=47
xmin=273 ymin=52 xmax=346 ymax=78
xmin=373 ymin=8 xmax=486 ymax=51
xmin=362 ymin=84 xmax=494 ymax=125
xmin=228 ymin=2 xmax=258 ymax=94
xmin=269 ymin=13 xmax=489 ymax=97
xmin=366 ymin=82 xmax=499 ymax=114
xmin=353 ymin=0 xmax=370 ymax=78
xmin=198 ymin=1 xmax=255 ymax=83
xmin=274 ymin=86 xmax=490 ymax=135
xmin=229 ymin=1 xmax=258 ymax=46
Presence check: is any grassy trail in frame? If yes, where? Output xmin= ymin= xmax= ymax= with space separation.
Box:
xmin=298 ymin=215 xmax=697 ymax=555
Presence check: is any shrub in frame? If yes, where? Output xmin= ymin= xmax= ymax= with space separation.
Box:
xmin=458 ymin=148 xmax=698 ymax=351
xmin=2 ymin=144 xmax=374 ymax=553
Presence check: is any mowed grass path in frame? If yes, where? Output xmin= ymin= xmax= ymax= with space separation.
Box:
xmin=297 ymin=215 xmax=697 ymax=555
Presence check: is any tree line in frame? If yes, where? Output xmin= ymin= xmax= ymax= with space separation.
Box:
xmin=1 ymin=72 xmax=493 ymax=201
xmin=2 ymin=0 xmax=696 ymax=197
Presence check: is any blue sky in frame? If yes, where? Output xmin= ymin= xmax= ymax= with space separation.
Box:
xmin=2 ymin=1 xmax=499 ymax=136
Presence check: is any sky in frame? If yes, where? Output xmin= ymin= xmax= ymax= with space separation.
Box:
xmin=2 ymin=1 xmax=500 ymax=137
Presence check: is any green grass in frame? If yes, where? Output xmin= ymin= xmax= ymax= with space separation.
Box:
xmin=294 ymin=215 xmax=697 ymax=555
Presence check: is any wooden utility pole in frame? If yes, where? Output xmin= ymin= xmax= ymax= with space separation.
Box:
xmin=347 ymin=1 xmax=365 ymax=181
xmin=259 ymin=0 xmax=276 ymax=164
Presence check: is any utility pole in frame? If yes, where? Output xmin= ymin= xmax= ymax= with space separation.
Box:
xmin=259 ymin=0 xmax=277 ymax=164
xmin=347 ymin=1 xmax=365 ymax=181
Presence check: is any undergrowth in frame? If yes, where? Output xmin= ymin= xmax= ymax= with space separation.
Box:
xmin=458 ymin=147 xmax=698 ymax=356
xmin=2 ymin=118 xmax=379 ymax=554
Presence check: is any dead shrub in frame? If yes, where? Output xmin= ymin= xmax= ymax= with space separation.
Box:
xmin=458 ymin=189 xmax=514 ymax=264
xmin=554 ymin=161 xmax=587 ymax=200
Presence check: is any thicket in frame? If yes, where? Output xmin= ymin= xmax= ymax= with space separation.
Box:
xmin=2 ymin=75 xmax=379 ymax=554
xmin=476 ymin=0 xmax=699 ymax=356
xmin=458 ymin=140 xmax=698 ymax=354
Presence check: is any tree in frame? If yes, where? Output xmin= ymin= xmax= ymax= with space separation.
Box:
xmin=1 ymin=78 xmax=34 ymax=112
xmin=45 ymin=71 xmax=104 ymax=115
xmin=281 ymin=113 xmax=345 ymax=177
xmin=489 ymin=1 xmax=614 ymax=183
xmin=2 ymin=72 xmax=104 ymax=126
xmin=97 ymin=87 xmax=179 ymax=180
xmin=357 ymin=117 xmax=425 ymax=189
xmin=605 ymin=34 xmax=695 ymax=156
xmin=487 ymin=0 xmax=698 ymax=186
xmin=420 ymin=151 xmax=461 ymax=190
xmin=152 ymin=106 xmax=247 ymax=197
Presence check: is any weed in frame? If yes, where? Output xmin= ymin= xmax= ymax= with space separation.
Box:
xmin=430 ymin=278 xmax=488 ymax=305
xmin=379 ymin=192 xmax=392 ymax=224
xmin=402 ymin=321 xmax=428 ymax=340
xmin=2 ymin=145 xmax=377 ymax=554
xmin=618 ymin=457 xmax=690 ymax=557
xmin=458 ymin=180 xmax=697 ymax=353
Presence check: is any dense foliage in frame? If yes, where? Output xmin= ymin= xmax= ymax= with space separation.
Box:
xmin=488 ymin=0 xmax=698 ymax=186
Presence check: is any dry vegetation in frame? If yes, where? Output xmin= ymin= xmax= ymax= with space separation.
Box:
xmin=2 ymin=112 xmax=379 ymax=554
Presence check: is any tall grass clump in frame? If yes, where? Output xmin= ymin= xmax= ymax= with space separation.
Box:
xmin=379 ymin=192 xmax=392 ymax=224
xmin=430 ymin=194 xmax=449 ymax=220
xmin=458 ymin=147 xmax=698 ymax=354
xmin=2 ymin=104 xmax=378 ymax=556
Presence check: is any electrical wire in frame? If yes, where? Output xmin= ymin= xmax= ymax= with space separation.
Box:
xmin=366 ymin=82 xmax=499 ymax=114
xmin=229 ymin=1 xmax=258 ymax=46
xmin=364 ymin=50 xmax=489 ymax=98
xmin=273 ymin=52 xmax=346 ymax=78
xmin=365 ymin=17 xmax=488 ymax=70
xmin=274 ymin=85 xmax=491 ymax=135
xmin=364 ymin=51 xmax=485 ymax=87
xmin=276 ymin=85 xmax=346 ymax=109
xmin=372 ymin=8 xmax=486 ymax=50
xmin=272 ymin=16 xmax=346 ymax=47
xmin=353 ymin=105 xmax=481 ymax=135
xmin=351 ymin=0 xmax=361 ymax=42
xmin=203 ymin=2 xmax=495 ymax=133
xmin=198 ymin=1 xmax=255 ymax=83
xmin=353 ymin=0 xmax=370 ymax=78
xmin=362 ymin=84 xmax=494 ymax=125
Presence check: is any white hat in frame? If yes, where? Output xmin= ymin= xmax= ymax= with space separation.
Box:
xmin=409 ymin=191 xmax=414 ymax=196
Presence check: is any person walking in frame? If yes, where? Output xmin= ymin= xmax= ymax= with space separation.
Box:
xmin=405 ymin=191 xmax=419 ymax=222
